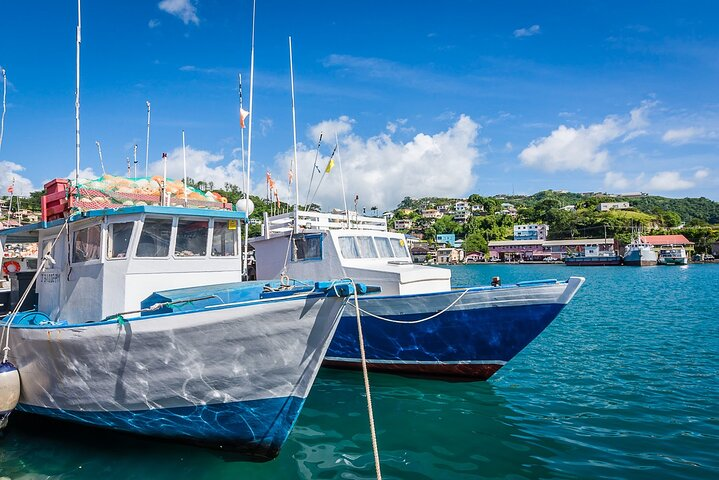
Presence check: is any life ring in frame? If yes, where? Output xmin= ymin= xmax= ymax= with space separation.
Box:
xmin=2 ymin=261 xmax=21 ymax=275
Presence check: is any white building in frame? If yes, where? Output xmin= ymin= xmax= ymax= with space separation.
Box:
xmin=597 ymin=202 xmax=630 ymax=212
xmin=394 ymin=219 xmax=413 ymax=230
xmin=455 ymin=201 xmax=469 ymax=213
xmin=513 ymin=224 xmax=549 ymax=241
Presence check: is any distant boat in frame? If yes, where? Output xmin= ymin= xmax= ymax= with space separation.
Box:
xmin=564 ymin=244 xmax=621 ymax=266
xmin=657 ymin=245 xmax=688 ymax=265
xmin=251 ymin=209 xmax=585 ymax=381
xmin=623 ymin=228 xmax=658 ymax=266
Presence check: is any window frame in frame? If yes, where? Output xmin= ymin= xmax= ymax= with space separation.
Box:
xmin=71 ymin=223 xmax=103 ymax=265
xmin=173 ymin=217 xmax=210 ymax=259
xmin=106 ymin=221 xmax=136 ymax=261
xmin=210 ymin=219 xmax=240 ymax=258
xmin=292 ymin=233 xmax=323 ymax=262
xmin=134 ymin=216 xmax=175 ymax=259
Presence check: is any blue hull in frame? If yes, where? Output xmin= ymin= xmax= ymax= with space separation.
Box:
xmin=326 ymin=300 xmax=564 ymax=380
xmin=18 ymin=395 xmax=305 ymax=461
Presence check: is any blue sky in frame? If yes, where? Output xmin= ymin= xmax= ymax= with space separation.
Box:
xmin=1 ymin=0 xmax=717 ymax=210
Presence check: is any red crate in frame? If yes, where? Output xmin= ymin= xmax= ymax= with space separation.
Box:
xmin=41 ymin=179 xmax=71 ymax=222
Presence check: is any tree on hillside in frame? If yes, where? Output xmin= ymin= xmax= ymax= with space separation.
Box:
xmin=463 ymin=232 xmax=489 ymax=254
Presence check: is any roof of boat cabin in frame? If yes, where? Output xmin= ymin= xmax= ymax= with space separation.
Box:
xmin=0 ymin=205 xmax=247 ymax=242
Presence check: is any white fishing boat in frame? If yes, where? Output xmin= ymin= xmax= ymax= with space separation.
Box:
xmin=0 ymin=181 xmax=374 ymax=459
xmin=622 ymin=227 xmax=658 ymax=266
xmin=251 ymin=209 xmax=584 ymax=381
xmin=657 ymin=245 xmax=688 ymax=265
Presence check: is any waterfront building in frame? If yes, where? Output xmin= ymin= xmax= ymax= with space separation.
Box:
xmin=642 ymin=234 xmax=695 ymax=257
xmin=489 ymin=237 xmax=616 ymax=261
xmin=436 ymin=247 xmax=464 ymax=264
xmin=513 ymin=224 xmax=549 ymax=241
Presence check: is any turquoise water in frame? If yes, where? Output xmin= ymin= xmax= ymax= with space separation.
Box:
xmin=1 ymin=264 xmax=718 ymax=479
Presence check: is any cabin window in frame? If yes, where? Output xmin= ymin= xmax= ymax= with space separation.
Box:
xmin=72 ymin=224 xmax=102 ymax=263
xmin=338 ymin=237 xmax=361 ymax=259
xmin=390 ymin=238 xmax=409 ymax=258
xmin=211 ymin=221 xmax=238 ymax=257
xmin=175 ymin=219 xmax=209 ymax=257
xmin=293 ymin=234 xmax=322 ymax=261
xmin=136 ymin=218 xmax=172 ymax=257
xmin=374 ymin=237 xmax=394 ymax=257
xmin=356 ymin=236 xmax=378 ymax=258
xmin=107 ymin=222 xmax=134 ymax=259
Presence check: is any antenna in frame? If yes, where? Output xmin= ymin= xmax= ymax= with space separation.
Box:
xmin=336 ymin=132 xmax=350 ymax=227
xmin=74 ymin=0 xmax=82 ymax=195
xmin=95 ymin=141 xmax=105 ymax=175
xmin=288 ymin=36 xmax=300 ymax=214
xmin=133 ymin=144 xmax=138 ymax=178
xmin=145 ymin=100 xmax=151 ymax=177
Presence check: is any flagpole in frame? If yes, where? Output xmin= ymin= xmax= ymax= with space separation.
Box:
xmin=162 ymin=152 xmax=168 ymax=206
xmin=289 ymin=36 xmax=300 ymax=218
xmin=335 ymin=132 xmax=350 ymax=227
xmin=244 ymin=0 xmax=256 ymax=278
xmin=304 ymin=133 xmax=322 ymax=210
xmin=238 ymin=73 xmax=249 ymax=277
xmin=145 ymin=100 xmax=151 ymax=177
xmin=182 ymin=130 xmax=188 ymax=206
xmin=74 ymin=0 xmax=82 ymax=196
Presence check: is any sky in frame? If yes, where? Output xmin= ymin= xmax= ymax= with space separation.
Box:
xmin=1 ymin=0 xmax=718 ymax=211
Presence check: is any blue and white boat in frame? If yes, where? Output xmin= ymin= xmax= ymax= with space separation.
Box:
xmin=251 ymin=210 xmax=584 ymax=381
xmin=0 ymin=187 xmax=372 ymax=460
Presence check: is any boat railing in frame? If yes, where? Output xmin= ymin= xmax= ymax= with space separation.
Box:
xmin=263 ymin=210 xmax=387 ymax=238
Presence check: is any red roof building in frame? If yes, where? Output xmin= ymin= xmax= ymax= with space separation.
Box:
xmin=642 ymin=234 xmax=694 ymax=246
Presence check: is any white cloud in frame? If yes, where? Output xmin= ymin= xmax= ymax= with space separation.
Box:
xmin=662 ymin=127 xmax=705 ymax=145
xmin=694 ymin=168 xmax=710 ymax=180
xmin=148 ymin=19 xmax=161 ymax=29
xmin=158 ymin=0 xmax=199 ymax=26
xmin=147 ymin=146 xmax=252 ymax=192
xmin=0 ymin=161 xmax=37 ymax=196
xmin=67 ymin=167 xmax=100 ymax=183
xmin=604 ymin=171 xmax=631 ymax=190
xmin=519 ymin=103 xmax=654 ymax=173
xmin=273 ymin=115 xmax=481 ymax=211
xmin=644 ymin=171 xmax=695 ymax=191
xmin=514 ymin=25 xmax=541 ymax=38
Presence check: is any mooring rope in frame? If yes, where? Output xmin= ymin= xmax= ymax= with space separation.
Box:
xmin=346 ymin=287 xmax=472 ymax=324
xmin=1 ymin=218 xmax=69 ymax=363
xmin=349 ymin=278 xmax=382 ymax=480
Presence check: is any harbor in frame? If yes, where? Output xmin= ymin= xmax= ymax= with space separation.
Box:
xmin=1 ymin=263 xmax=717 ymax=478
xmin=2 ymin=0 xmax=719 ymax=478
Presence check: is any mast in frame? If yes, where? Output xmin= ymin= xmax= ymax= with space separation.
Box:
xmin=243 ymin=0 xmax=256 ymax=277
xmin=133 ymin=144 xmax=138 ymax=178
xmin=336 ymin=132 xmax=350 ymax=227
xmin=238 ymin=73 xmax=249 ymax=278
xmin=288 ymin=36 xmax=300 ymax=220
xmin=74 ymin=0 xmax=82 ymax=195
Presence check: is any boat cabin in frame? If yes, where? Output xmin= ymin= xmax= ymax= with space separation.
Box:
xmin=251 ymin=210 xmax=451 ymax=295
xmin=0 ymin=206 xmax=245 ymax=323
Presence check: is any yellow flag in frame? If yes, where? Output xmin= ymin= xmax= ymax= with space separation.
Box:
xmin=325 ymin=157 xmax=335 ymax=174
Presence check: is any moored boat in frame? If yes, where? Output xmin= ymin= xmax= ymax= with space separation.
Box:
xmin=622 ymin=231 xmax=658 ymax=266
xmin=564 ymin=245 xmax=621 ymax=266
xmin=251 ymin=209 xmax=585 ymax=381
xmin=0 ymin=182 xmax=373 ymax=460
xmin=657 ymin=245 xmax=688 ymax=265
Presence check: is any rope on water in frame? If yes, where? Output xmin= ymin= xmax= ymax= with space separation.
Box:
xmin=347 ymin=287 xmax=472 ymax=324
xmin=350 ymin=278 xmax=382 ymax=480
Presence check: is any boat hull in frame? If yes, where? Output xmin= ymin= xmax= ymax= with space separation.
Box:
xmin=6 ymin=294 xmax=343 ymax=460
xmin=623 ymin=248 xmax=658 ymax=266
xmin=658 ymin=257 xmax=688 ymax=265
xmin=564 ymin=256 xmax=622 ymax=266
xmin=325 ymin=278 xmax=583 ymax=381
